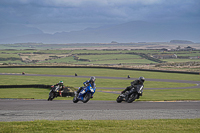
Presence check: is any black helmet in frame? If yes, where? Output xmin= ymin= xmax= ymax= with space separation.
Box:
xmin=90 ymin=76 xmax=96 ymax=82
xmin=139 ymin=77 xmax=145 ymax=83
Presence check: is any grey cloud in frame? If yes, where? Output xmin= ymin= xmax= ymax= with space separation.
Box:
xmin=0 ymin=0 xmax=199 ymax=33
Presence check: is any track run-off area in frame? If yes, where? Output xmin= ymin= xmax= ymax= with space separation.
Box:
xmin=0 ymin=73 xmax=200 ymax=121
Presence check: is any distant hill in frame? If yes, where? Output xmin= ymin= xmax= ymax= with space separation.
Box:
xmin=170 ymin=40 xmax=194 ymax=44
xmin=0 ymin=21 xmax=199 ymax=44
xmin=0 ymin=24 xmax=43 ymax=40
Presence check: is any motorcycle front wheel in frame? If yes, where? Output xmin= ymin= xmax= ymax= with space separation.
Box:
xmin=82 ymin=93 xmax=91 ymax=103
xmin=127 ymin=93 xmax=138 ymax=103
xmin=48 ymin=92 xmax=54 ymax=101
xmin=73 ymin=96 xmax=79 ymax=103
xmin=116 ymin=96 xmax=123 ymax=103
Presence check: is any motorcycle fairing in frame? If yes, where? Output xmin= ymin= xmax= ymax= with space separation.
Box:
xmin=77 ymin=84 xmax=96 ymax=101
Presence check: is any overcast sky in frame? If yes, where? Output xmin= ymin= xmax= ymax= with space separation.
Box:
xmin=0 ymin=0 xmax=199 ymax=33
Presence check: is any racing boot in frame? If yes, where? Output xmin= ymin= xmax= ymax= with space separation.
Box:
xmin=59 ymin=91 xmax=62 ymax=97
xmin=74 ymin=91 xmax=78 ymax=98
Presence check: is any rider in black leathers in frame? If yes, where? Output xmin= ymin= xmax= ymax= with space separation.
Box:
xmin=121 ymin=77 xmax=145 ymax=94
xmin=54 ymin=81 xmax=65 ymax=97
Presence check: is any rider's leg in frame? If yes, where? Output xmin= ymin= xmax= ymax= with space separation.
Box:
xmin=59 ymin=90 xmax=64 ymax=97
xmin=77 ymin=87 xmax=83 ymax=94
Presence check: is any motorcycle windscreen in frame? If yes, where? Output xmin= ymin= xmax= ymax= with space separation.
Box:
xmin=136 ymin=85 xmax=144 ymax=94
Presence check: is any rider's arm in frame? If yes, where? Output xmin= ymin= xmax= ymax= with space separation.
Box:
xmin=121 ymin=86 xmax=131 ymax=93
xmin=54 ymin=83 xmax=58 ymax=86
xmin=60 ymin=85 xmax=65 ymax=91
xmin=83 ymin=80 xmax=89 ymax=86
xmin=92 ymin=83 xmax=96 ymax=91
xmin=131 ymin=80 xmax=140 ymax=86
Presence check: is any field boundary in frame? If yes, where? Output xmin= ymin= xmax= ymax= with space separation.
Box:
xmin=0 ymin=84 xmax=51 ymax=88
xmin=0 ymin=84 xmax=75 ymax=96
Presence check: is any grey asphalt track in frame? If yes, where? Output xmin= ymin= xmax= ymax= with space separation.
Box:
xmin=0 ymin=73 xmax=200 ymax=121
xmin=0 ymin=99 xmax=200 ymax=121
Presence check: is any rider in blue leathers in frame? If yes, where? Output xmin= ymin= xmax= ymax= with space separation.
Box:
xmin=76 ymin=76 xmax=96 ymax=97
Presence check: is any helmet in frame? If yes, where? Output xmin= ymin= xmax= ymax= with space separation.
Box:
xmin=90 ymin=76 xmax=96 ymax=82
xmin=138 ymin=77 xmax=145 ymax=83
xmin=59 ymin=81 xmax=63 ymax=85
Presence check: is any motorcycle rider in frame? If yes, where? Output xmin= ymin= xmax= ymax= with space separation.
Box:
xmin=54 ymin=81 xmax=65 ymax=97
xmin=76 ymin=76 xmax=96 ymax=97
xmin=121 ymin=76 xmax=145 ymax=94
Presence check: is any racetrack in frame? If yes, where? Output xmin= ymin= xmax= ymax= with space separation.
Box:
xmin=0 ymin=73 xmax=200 ymax=121
xmin=0 ymin=99 xmax=200 ymax=121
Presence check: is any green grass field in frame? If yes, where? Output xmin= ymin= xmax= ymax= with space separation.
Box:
xmin=0 ymin=49 xmax=199 ymax=67
xmin=74 ymin=58 xmax=156 ymax=65
xmin=39 ymin=56 xmax=77 ymax=64
xmin=77 ymin=54 xmax=141 ymax=60
xmin=163 ymin=59 xmax=200 ymax=63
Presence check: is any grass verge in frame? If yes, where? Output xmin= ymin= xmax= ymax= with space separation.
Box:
xmin=0 ymin=88 xmax=200 ymax=101
xmin=0 ymin=68 xmax=199 ymax=81
xmin=0 ymin=75 xmax=196 ymax=89
xmin=0 ymin=119 xmax=200 ymax=133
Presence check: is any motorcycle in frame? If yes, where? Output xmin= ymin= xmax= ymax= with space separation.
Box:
xmin=48 ymin=85 xmax=61 ymax=101
xmin=116 ymin=85 xmax=144 ymax=103
xmin=73 ymin=84 xmax=96 ymax=103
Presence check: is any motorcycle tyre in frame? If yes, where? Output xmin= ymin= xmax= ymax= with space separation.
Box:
xmin=127 ymin=93 xmax=138 ymax=103
xmin=47 ymin=97 xmax=51 ymax=101
xmin=116 ymin=96 xmax=123 ymax=103
xmin=48 ymin=92 xmax=54 ymax=101
xmin=73 ymin=96 xmax=79 ymax=103
xmin=82 ymin=93 xmax=91 ymax=103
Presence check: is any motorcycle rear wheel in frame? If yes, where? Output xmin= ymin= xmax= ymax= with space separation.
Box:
xmin=127 ymin=93 xmax=138 ymax=103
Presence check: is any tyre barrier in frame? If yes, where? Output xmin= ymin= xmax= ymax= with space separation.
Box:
xmin=0 ymin=84 xmax=75 ymax=97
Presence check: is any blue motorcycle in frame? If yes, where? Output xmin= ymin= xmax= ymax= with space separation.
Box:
xmin=73 ymin=84 xmax=96 ymax=103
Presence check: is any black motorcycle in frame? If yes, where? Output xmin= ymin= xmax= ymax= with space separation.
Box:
xmin=116 ymin=85 xmax=144 ymax=103
xmin=48 ymin=85 xmax=60 ymax=101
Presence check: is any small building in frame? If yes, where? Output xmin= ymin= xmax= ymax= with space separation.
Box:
xmin=183 ymin=46 xmax=196 ymax=51
xmin=153 ymin=54 xmax=177 ymax=59
xmin=160 ymin=48 xmax=168 ymax=52
xmin=171 ymin=46 xmax=196 ymax=51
